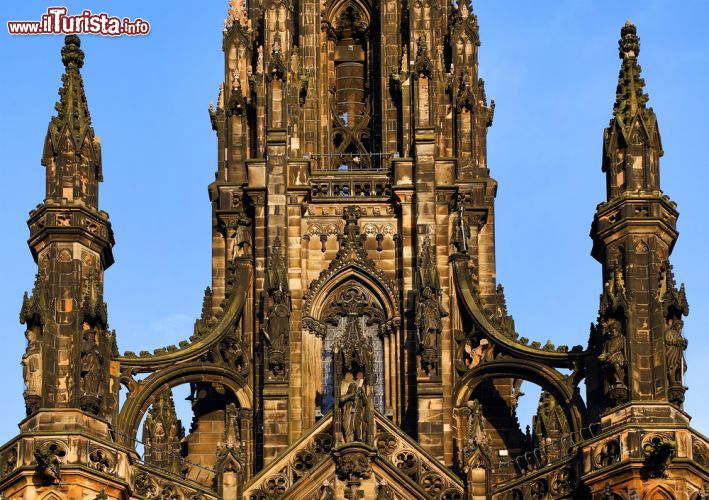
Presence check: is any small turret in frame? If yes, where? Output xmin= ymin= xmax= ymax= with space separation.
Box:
xmin=589 ymin=22 xmax=687 ymax=414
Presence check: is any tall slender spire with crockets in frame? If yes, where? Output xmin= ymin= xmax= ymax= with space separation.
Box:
xmin=601 ymin=21 xmax=663 ymax=200
xmin=22 ymin=35 xmax=117 ymax=422
xmin=41 ymin=35 xmax=103 ymax=207
xmin=589 ymin=22 xmax=688 ymax=416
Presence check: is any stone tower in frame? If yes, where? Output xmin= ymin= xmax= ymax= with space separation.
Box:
xmin=0 ymin=5 xmax=706 ymax=500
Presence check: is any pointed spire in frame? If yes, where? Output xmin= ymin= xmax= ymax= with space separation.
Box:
xmin=42 ymin=35 xmax=104 ymax=207
xmin=49 ymin=35 xmax=94 ymax=147
xmin=81 ymin=268 xmax=108 ymax=329
xmin=142 ymin=390 xmax=185 ymax=473
xmin=612 ymin=21 xmax=651 ymax=127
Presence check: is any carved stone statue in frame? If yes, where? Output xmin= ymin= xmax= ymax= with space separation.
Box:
xmin=22 ymin=328 xmax=42 ymax=395
xmin=418 ymin=287 xmax=447 ymax=348
xmin=664 ymin=318 xmax=688 ymax=385
xmin=451 ymin=207 xmax=471 ymax=252
xmin=416 ymin=237 xmax=448 ymax=374
xmin=264 ymin=288 xmax=290 ymax=377
xmin=340 ymin=381 xmax=358 ymax=443
xmin=339 ymin=379 xmax=370 ymax=446
xmin=34 ymin=442 xmax=62 ymax=484
xmin=464 ymin=338 xmax=489 ymax=370
xmin=466 ymin=400 xmax=487 ymax=447
xmin=231 ymin=213 xmax=252 ymax=259
xmin=598 ymin=318 xmax=627 ymax=393
xmin=80 ymin=329 xmax=102 ymax=396
xmin=417 ymin=285 xmax=448 ymax=375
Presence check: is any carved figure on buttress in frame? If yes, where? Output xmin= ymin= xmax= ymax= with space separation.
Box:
xmin=232 ymin=214 xmax=252 ymax=259
xmin=80 ymin=329 xmax=102 ymax=395
xmin=466 ymin=399 xmax=486 ymax=447
xmin=451 ymin=208 xmax=471 ymax=252
xmin=418 ymin=286 xmax=447 ymax=348
xmin=22 ymin=327 xmax=42 ymax=395
xmin=464 ymin=338 xmax=489 ymax=369
xmin=264 ymin=288 xmax=290 ymax=376
xmin=598 ymin=318 xmax=626 ymax=388
xmin=664 ymin=318 xmax=688 ymax=385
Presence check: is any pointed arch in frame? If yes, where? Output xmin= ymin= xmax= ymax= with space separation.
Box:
xmin=117 ymin=362 xmax=252 ymax=446
xmin=302 ymin=232 xmax=400 ymax=331
xmin=306 ymin=266 xmax=399 ymax=330
xmin=454 ymin=359 xmax=586 ymax=437
xmin=323 ymin=0 xmax=371 ymax=30
xmin=38 ymin=494 xmax=64 ymax=500
xmin=300 ymin=217 xmax=402 ymax=426
xmin=643 ymin=485 xmax=675 ymax=500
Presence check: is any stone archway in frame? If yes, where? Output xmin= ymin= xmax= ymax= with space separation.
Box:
xmin=453 ymin=358 xmax=587 ymax=487
xmin=117 ymin=362 xmax=252 ymax=450
xmin=455 ymin=359 xmax=586 ymax=437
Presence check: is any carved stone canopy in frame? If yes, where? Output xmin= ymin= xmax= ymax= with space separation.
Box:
xmin=302 ymin=207 xmax=400 ymax=334
xmin=321 ymin=283 xmax=385 ymax=328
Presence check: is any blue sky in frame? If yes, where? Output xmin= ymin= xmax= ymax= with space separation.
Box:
xmin=0 ymin=1 xmax=707 ymax=445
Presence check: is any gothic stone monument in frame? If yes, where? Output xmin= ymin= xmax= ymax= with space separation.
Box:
xmin=1 ymin=3 xmax=707 ymax=500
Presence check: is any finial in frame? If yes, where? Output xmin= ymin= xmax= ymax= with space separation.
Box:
xmin=61 ymin=35 xmax=84 ymax=70
xmin=619 ymin=20 xmax=640 ymax=60
xmin=612 ymin=21 xmax=649 ymax=124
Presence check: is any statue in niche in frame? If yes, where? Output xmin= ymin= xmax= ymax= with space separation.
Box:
xmin=339 ymin=375 xmax=369 ymax=444
xmin=143 ymin=391 xmax=184 ymax=472
xmin=467 ymin=400 xmax=486 ymax=446
xmin=231 ymin=213 xmax=252 ymax=259
xmin=416 ymin=237 xmax=448 ymax=374
xmin=664 ymin=318 xmax=687 ymax=385
xmin=152 ymin=418 xmax=166 ymax=462
xmin=264 ymin=287 xmax=290 ymax=377
xmin=451 ymin=207 xmax=471 ymax=252
xmin=22 ymin=328 xmax=42 ymax=395
xmin=598 ymin=318 xmax=627 ymax=390
xmin=418 ymin=286 xmax=448 ymax=350
xmin=340 ymin=381 xmax=358 ymax=442
xmin=332 ymin=309 xmax=374 ymax=446
xmin=80 ymin=329 xmax=102 ymax=395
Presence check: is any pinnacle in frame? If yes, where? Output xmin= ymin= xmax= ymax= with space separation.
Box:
xmin=619 ymin=20 xmax=640 ymax=60
xmin=61 ymin=35 xmax=84 ymax=69
xmin=612 ymin=21 xmax=650 ymax=125
xmin=50 ymin=34 xmax=92 ymax=142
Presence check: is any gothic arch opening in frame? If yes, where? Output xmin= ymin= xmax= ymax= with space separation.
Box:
xmin=324 ymin=1 xmax=377 ymax=170
xmin=454 ymin=360 xmax=586 ymax=486
xmin=118 ymin=363 xmax=252 ymax=455
xmin=136 ymin=382 xmax=249 ymax=488
xmin=303 ymin=277 xmax=400 ymax=429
